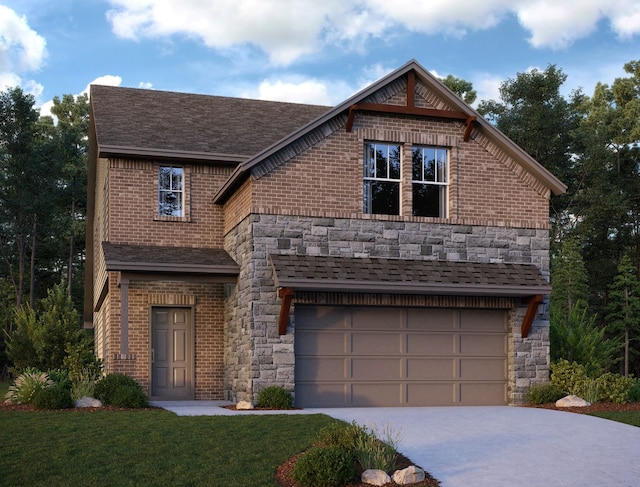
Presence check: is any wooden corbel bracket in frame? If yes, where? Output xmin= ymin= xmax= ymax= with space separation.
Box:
xmin=277 ymin=287 xmax=294 ymax=335
xmin=521 ymin=294 xmax=544 ymax=338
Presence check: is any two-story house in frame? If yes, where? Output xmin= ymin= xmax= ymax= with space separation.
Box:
xmin=85 ymin=59 xmax=565 ymax=407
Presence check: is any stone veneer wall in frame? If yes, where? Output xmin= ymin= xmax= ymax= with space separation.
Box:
xmin=224 ymin=213 xmax=551 ymax=405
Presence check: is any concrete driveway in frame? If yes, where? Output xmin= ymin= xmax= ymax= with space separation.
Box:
xmin=152 ymin=402 xmax=640 ymax=487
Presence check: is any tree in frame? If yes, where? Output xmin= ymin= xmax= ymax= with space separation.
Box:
xmin=441 ymin=75 xmax=477 ymax=104
xmin=6 ymin=281 xmax=97 ymax=373
xmin=476 ymin=65 xmax=582 ymax=247
xmin=606 ymin=255 xmax=640 ymax=377
xmin=550 ymin=237 xmax=589 ymax=324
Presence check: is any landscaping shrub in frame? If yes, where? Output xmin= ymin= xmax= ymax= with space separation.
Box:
xmin=256 ymin=385 xmax=293 ymax=409
xmin=95 ymin=373 xmax=145 ymax=406
xmin=526 ymin=383 xmax=566 ymax=405
xmin=110 ymin=384 xmax=149 ymax=408
xmin=628 ymin=379 xmax=640 ymax=402
xmin=70 ymin=368 xmax=98 ymax=401
xmin=32 ymin=383 xmax=74 ymax=410
xmin=47 ymin=368 xmax=72 ymax=391
xmin=292 ymin=445 xmax=358 ymax=487
xmin=316 ymin=421 xmax=369 ymax=454
xmin=550 ymin=359 xmax=589 ymax=395
xmin=353 ymin=423 xmax=400 ymax=473
xmin=4 ymin=369 xmax=53 ymax=405
xmin=594 ymin=373 xmax=634 ymax=404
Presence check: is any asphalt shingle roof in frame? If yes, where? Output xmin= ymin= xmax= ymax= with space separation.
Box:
xmin=90 ymin=85 xmax=331 ymax=159
xmin=103 ymin=242 xmax=239 ymax=274
xmin=270 ymin=254 xmax=550 ymax=297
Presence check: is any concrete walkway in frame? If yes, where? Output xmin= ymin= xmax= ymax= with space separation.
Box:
xmin=151 ymin=401 xmax=640 ymax=487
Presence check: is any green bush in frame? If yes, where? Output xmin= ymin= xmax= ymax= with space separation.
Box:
xmin=4 ymin=369 xmax=53 ymax=405
xmin=594 ymin=373 xmax=634 ymax=404
xmin=316 ymin=421 xmax=369 ymax=454
xmin=70 ymin=368 xmax=98 ymax=401
xmin=110 ymin=384 xmax=149 ymax=408
xmin=292 ymin=446 xmax=358 ymax=487
xmin=32 ymin=383 xmax=74 ymax=410
xmin=526 ymin=383 xmax=566 ymax=405
xmin=550 ymin=359 xmax=589 ymax=395
xmin=47 ymin=368 xmax=72 ymax=391
xmin=94 ymin=373 xmax=140 ymax=404
xmin=256 ymin=386 xmax=293 ymax=409
xmin=353 ymin=423 xmax=399 ymax=473
xmin=628 ymin=379 xmax=640 ymax=402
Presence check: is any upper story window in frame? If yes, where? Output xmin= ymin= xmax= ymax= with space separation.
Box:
xmin=412 ymin=146 xmax=448 ymax=217
xmin=158 ymin=166 xmax=184 ymax=217
xmin=363 ymin=142 xmax=401 ymax=215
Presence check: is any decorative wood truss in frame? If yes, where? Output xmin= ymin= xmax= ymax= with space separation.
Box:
xmin=345 ymin=70 xmax=478 ymax=141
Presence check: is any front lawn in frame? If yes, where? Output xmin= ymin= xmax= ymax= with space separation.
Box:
xmin=0 ymin=407 xmax=336 ymax=487
xmin=588 ymin=411 xmax=640 ymax=427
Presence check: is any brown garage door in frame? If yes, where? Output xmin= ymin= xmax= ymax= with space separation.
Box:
xmin=294 ymin=306 xmax=507 ymax=407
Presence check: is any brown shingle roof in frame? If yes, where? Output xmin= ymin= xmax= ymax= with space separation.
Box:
xmin=103 ymin=242 xmax=239 ymax=275
xmin=90 ymin=85 xmax=330 ymax=161
xmin=270 ymin=254 xmax=550 ymax=297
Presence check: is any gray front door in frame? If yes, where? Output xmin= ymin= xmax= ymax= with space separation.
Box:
xmin=151 ymin=307 xmax=194 ymax=399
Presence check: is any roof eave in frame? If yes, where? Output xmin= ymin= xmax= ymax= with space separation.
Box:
xmin=98 ymin=144 xmax=248 ymax=164
xmin=273 ymin=278 xmax=551 ymax=297
xmin=105 ymin=261 xmax=240 ymax=275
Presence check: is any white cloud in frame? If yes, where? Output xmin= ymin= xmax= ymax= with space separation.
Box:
xmin=0 ymin=5 xmax=47 ymax=91
xmin=39 ymin=75 xmax=123 ymax=119
xmin=138 ymin=81 xmax=153 ymax=89
xmin=241 ymin=77 xmax=353 ymax=105
xmin=104 ymin=0 xmax=640 ymax=65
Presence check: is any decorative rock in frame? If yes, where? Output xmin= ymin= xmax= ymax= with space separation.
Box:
xmin=361 ymin=469 xmax=391 ymax=486
xmin=75 ymin=396 xmax=103 ymax=408
xmin=555 ymin=395 xmax=591 ymax=407
xmin=236 ymin=400 xmax=255 ymax=410
xmin=393 ymin=465 xmax=426 ymax=485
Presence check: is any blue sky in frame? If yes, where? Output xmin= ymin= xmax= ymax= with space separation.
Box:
xmin=2 ymin=0 xmax=640 ymax=116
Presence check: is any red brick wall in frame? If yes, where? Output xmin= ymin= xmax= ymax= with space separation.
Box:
xmin=108 ymin=159 xmax=233 ymax=247
xmin=248 ymin=112 xmax=550 ymax=229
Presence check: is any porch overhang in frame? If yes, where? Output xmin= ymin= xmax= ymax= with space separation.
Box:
xmin=102 ymin=242 xmax=239 ymax=354
xmin=270 ymin=254 xmax=550 ymax=336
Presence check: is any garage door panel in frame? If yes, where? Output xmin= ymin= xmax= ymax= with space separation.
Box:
xmin=296 ymin=383 xmax=347 ymax=407
xmin=407 ymin=309 xmax=456 ymax=330
xmin=352 ymin=308 xmax=404 ymax=329
xmin=460 ymin=334 xmax=506 ymax=355
xmin=296 ymin=357 xmax=346 ymax=381
xmin=406 ymin=383 xmax=457 ymax=406
xmin=460 ymin=359 xmax=507 ymax=380
xmin=352 ymin=333 xmax=402 ymax=354
xmin=460 ymin=383 xmax=507 ymax=405
xmin=406 ymin=358 xmax=456 ymax=380
xmin=352 ymin=358 xmax=401 ymax=380
xmin=296 ymin=330 xmax=346 ymax=355
xmin=296 ymin=307 xmax=349 ymax=329
xmin=460 ymin=310 xmax=507 ymax=331
xmin=406 ymin=333 xmax=456 ymax=354
xmin=352 ymin=383 xmax=402 ymax=406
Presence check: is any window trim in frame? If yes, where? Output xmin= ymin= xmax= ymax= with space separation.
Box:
xmin=411 ymin=145 xmax=449 ymax=218
xmin=155 ymin=165 xmax=190 ymax=222
xmin=363 ymin=141 xmax=402 ymax=215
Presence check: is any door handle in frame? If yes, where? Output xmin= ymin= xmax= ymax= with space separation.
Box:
xmin=151 ymin=348 xmax=155 ymax=364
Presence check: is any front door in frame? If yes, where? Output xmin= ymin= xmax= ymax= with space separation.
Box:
xmin=151 ymin=307 xmax=194 ymax=399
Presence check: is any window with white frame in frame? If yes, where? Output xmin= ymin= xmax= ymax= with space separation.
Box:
xmin=412 ymin=146 xmax=448 ymax=217
xmin=158 ymin=166 xmax=184 ymax=217
xmin=363 ymin=142 xmax=401 ymax=215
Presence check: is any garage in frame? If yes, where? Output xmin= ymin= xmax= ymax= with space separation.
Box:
xmin=294 ymin=305 xmax=508 ymax=407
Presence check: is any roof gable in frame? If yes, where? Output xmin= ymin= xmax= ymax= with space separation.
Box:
xmin=214 ymin=59 xmax=566 ymax=202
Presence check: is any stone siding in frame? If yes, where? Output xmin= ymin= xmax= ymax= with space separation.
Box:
xmin=225 ymin=213 xmax=550 ymax=405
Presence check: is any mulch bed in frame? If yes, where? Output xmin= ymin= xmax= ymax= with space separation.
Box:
xmin=525 ymin=402 xmax=640 ymax=414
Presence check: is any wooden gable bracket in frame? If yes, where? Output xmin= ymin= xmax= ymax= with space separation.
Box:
xmin=521 ymin=294 xmax=544 ymax=338
xmin=277 ymin=287 xmax=294 ymax=335
xmin=345 ymin=71 xmax=479 ymax=141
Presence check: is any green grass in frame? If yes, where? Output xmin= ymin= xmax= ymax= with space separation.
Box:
xmin=0 ymin=381 xmax=9 ymax=399
xmin=0 ymin=408 xmax=337 ymax=487
xmin=588 ymin=411 xmax=640 ymax=427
